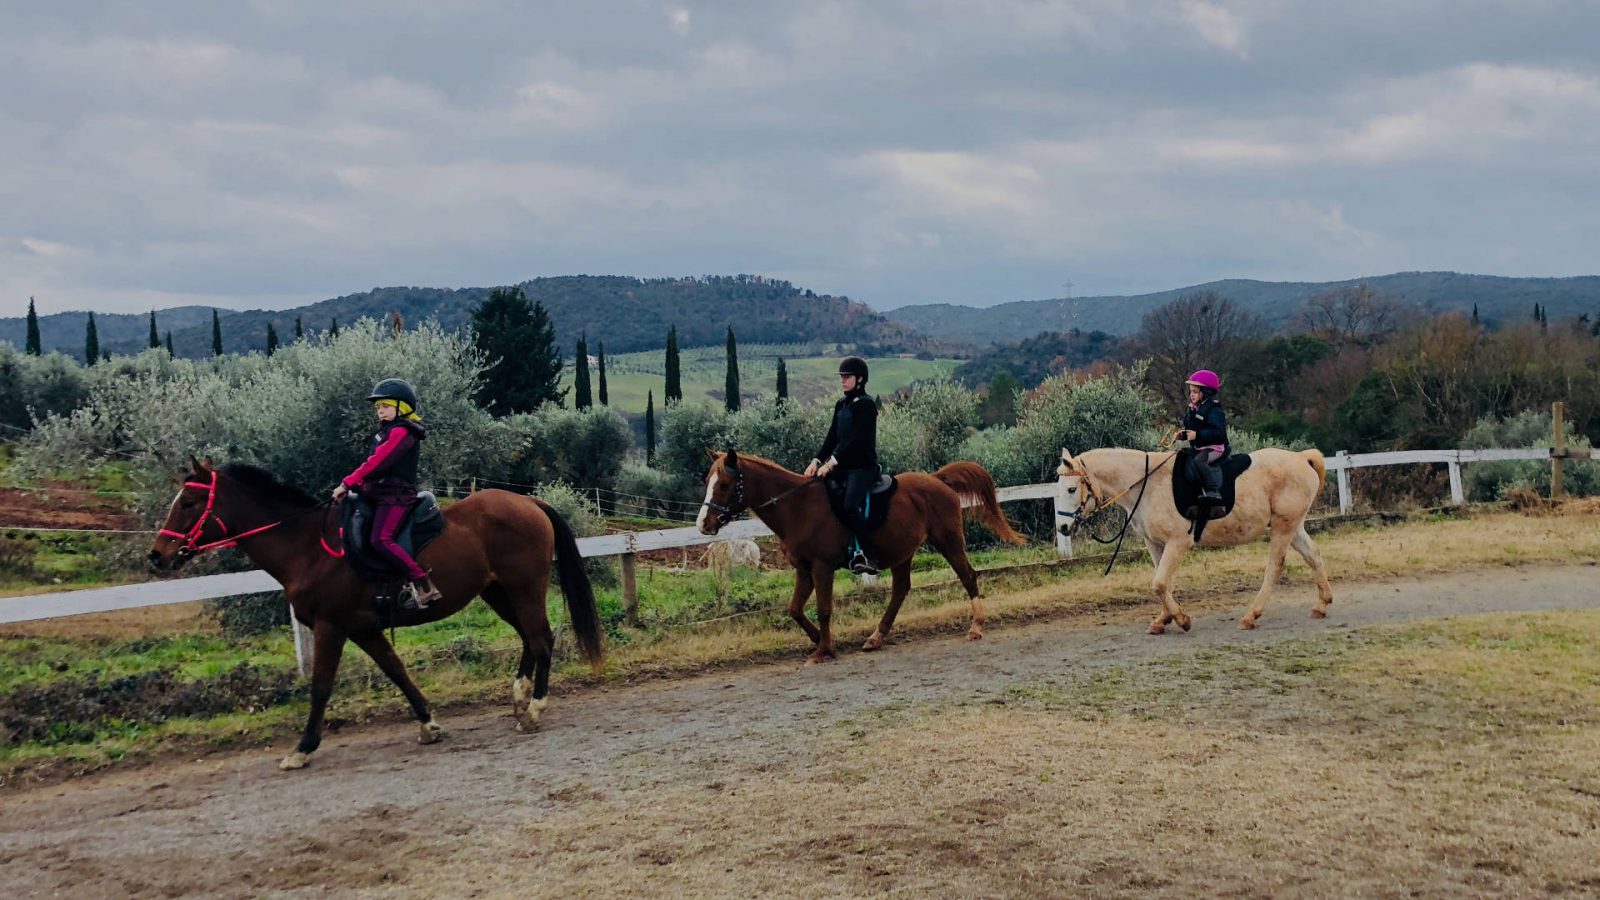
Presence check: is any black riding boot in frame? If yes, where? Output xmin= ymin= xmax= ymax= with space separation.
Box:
xmin=841 ymin=468 xmax=880 ymax=574
xmin=848 ymin=534 xmax=879 ymax=575
xmin=1198 ymin=458 xmax=1223 ymax=501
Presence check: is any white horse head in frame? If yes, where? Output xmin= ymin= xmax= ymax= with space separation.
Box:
xmin=1055 ymin=448 xmax=1090 ymax=537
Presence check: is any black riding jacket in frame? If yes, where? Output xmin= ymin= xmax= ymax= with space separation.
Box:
xmin=1182 ymin=397 xmax=1229 ymax=456
xmin=817 ymin=389 xmax=879 ymax=471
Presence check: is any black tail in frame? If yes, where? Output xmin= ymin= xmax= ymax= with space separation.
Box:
xmin=535 ymin=499 xmax=604 ymax=671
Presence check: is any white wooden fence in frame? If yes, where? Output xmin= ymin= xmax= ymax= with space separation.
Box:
xmin=2 ymin=445 xmax=1588 ymax=639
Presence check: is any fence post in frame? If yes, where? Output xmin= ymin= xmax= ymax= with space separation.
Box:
xmin=1552 ymin=401 xmax=1566 ymax=499
xmin=1447 ymin=457 xmax=1464 ymax=506
xmin=292 ymin=616 xmax=313 ymax=678
xmin=1055 ymin=529 xmax=1073 ymax=559
xmin=620 ymin=552 xmax=638 ymax=626
xmin=1336 ymin=451 xmax=1352 ymax=515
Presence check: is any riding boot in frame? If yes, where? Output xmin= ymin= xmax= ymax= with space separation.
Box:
xmin=402 ymin=576 xmax=443 ymax=610
xmin=1198 ymin=460 xmax=1223 ymax=502
xmin=848 ymin=534 xmax=879 ymax=575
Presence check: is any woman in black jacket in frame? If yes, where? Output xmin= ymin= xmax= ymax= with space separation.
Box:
xmin=804 ymin=356 xmax=880 ymax=573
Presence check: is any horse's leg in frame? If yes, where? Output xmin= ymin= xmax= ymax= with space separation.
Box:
xmin=1148 ymin=539 xmax=1193 ymax=634
xmin=348 ymin=629 xmax=442 ymax=745
xmin=1290 ymin=524 xmax=1335 ymax=619
xmin=929 ymin=520 xmax=985 ymax=641
xmin=280 ymin=621 xmax=347 ymax=770
xmin=806 ymin=562 xmax=837 ymax=664
xmin=1242 ymin=521 xmax=1296 ymax=629
xmin=864 ymin=562 xmax=912 ymax=651
xmin=787 ymin=565 xmax=821 ymax=645
xmin=482 ymin=582 xmax=554 ymax=733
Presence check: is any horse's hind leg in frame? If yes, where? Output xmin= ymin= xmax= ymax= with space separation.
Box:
xmin=929 ymin=521 xmax=985 ymax=641
xmin=1290 ymin=524 xmax=1334 ymax=619
xmin=280 ymin=621 xmax=347 ymax=771
xmin=864 ymin=563 xmax=912 ymax=651
xmin=348 ymin=629 xmax=442 ymax=744
xmin=1242 ymin=522 xmax=1296 ymax=629
xmin=483 ymin=582 xmax=554 ymax=733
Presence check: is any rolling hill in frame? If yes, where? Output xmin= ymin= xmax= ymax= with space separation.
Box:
xmin=886 ymin=272 xmax=1600 ymax=346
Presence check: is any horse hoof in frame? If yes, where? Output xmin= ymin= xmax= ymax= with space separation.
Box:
xmin=1239 ymin=617 xmax=1257 ymax=630
xmin=965 ymin=628 xmax=983 ymax=641
xmin=1176 ymin=614 xmax=1192 ymax=632
xmin=805 ymin=650 xmax=835 ymax=665
xmin=419 ymin=720 xmax=444 ymax=744
xmin=862 ymin=632 xmax=884 ymax=651
xmin=1148 ymin=623 xmax=1166 ymax=635
xmin=279 ymin=752 xmax=311 ymax=771
xmin=1310 ymin=608 xmax=1327 ymax=619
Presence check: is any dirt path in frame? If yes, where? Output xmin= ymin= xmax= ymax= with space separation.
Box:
xmin=2 ymin=564 xmax=1595 ymax=897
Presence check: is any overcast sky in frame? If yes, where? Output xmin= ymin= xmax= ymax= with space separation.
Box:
xmin=3 ymin=1 xmax=1597 ymax=317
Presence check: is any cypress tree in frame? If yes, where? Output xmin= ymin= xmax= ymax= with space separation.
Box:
xmin=330 ymin=318 xmax=339 ymax=338
xmin=84 ymin=312 xmax=99 ymax=365
xmin=596 ymin=341 xmax=608 ymax=406
xmin=165 ymin=331 xmax=174 ymax=356
xmin=294 ymin=316 xmax=303 ymax=341
xmin=664 ymin=325 xmax=682 ymax=403
xmin=148 ymin=310 xmax=160 ymax=348
xmin=266 ymin=323 xmax=279 ymax=356
xmin=211 ymin=309 xmax=223 ymax=356
xmin=24 ymin=297 xmax=41 ymax=355
xmin=724 ymin=326 xmax=741 ymax=411
xmin=574 ymin=333 xmax=592 ymax=410
xmin=776 ymin=357 xmax=789 ymax=402
xmin=645 ymin=390 xmax=656 ymax=465
xmin=1472 ymin=303 xmax=1479 ymax=325
xmin=469 ymin=286 xmax=565 ymax=413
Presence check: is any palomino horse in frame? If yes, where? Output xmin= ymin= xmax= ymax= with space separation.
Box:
xmin=1056 ymin=447 xmax=1332 ymax=633
xmin=149 ymin=458 xmax=603 ymax=770
xmin=697 ymin=450 xmax=1025 ymax=663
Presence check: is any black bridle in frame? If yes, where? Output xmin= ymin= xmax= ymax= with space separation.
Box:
xmin=701 ymin=463 xmax=822 ymax=530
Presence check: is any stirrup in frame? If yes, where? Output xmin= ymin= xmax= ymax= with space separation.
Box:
xmin=400 ymin=579 xmax=441 ymax=611
xmin=849 ymin=552 xmax=879 ymax=576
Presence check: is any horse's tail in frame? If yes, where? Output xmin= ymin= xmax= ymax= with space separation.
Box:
xmin=1301 ymin=449 xmax=1327 ymax=485
xmin=933 ymin=461 xmax=1027 ymax=545
xmin=534 ymin=499 xmax=604 ymax=671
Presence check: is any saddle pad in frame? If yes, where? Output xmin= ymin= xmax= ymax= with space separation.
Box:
xmin=826 ymin=474 xmax=899 ymax=532
xmin=339 ymin=491 xmax=446 ymax=583
xmin=1171 ymin=451 xmax=1253 ymax=523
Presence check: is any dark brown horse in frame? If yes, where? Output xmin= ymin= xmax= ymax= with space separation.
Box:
xmin=149 ymin=458 xmax=603 ymax=770
xmin=696 ymin=450 xmax=1025 ymax=663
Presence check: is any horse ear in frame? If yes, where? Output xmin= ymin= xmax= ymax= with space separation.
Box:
xmin=1060 ymin=448 xmax=1075 ymax=466
xmin=725 ymin=447 xmax=739 ymax=469
xmin=705 ymin=448 xmax=719 ymax=461
xmin=189 ymin=455 xmax=209 ymax=474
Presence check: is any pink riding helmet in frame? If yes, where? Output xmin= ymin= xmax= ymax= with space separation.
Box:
xmin=1184 ymin=369 xmax=1221 ymax=391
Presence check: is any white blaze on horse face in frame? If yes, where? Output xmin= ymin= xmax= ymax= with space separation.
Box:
xmin=695 ymin=469 xmax=721 ymax=533
xmin=1056 ymin=473 xmax=1084 ymax=534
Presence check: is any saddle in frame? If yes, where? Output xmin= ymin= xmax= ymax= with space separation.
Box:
xmin=824 ymin=469 xmax=898 ymax=532
xmin=1172 ymin=449 xmax=1252 ymax=541
xmin=338 ymin=491 xmax=446 ymax=584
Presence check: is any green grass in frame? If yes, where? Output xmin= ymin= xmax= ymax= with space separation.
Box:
xmin=561 ymin=346 xmax=963 ymax=415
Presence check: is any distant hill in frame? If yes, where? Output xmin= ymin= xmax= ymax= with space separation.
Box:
xmin=952 ymin=329 xmax=1126 ymax=388
xmin=1 ymin=275 xmax=945 ymax=361
xmin=886 ymin=272 xmax=1600 ymax=346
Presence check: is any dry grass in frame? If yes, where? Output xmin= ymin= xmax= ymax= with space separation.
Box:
xmin=396 ymin=611 xmax=1600 ymax=898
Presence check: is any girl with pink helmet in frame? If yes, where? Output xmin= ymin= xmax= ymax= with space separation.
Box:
xmin=1177 ymin=369 xmax=1229 ymax=501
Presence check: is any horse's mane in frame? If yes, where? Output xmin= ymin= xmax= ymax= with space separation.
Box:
xmin=218 ymin=463 xmax=320 ymax=509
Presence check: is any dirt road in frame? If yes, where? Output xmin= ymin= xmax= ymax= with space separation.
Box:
xmin=2 ymin=564 xmax=1595 ymax=897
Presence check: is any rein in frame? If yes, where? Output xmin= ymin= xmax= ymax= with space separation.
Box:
xmin=701 ymin=465 xmax=822 ymax=529
xmin=1058 ymin=452 xmax=1178 ymax=575
xmin=159 ymin=471 xmax=331 ymax=561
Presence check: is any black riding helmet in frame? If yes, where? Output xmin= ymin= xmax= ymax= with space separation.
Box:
xmin=366 ymin=378 xmax=419 ymax=410
xmin=838 ymin=356 xmax=869 ymax=385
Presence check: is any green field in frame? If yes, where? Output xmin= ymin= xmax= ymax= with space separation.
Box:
xmin=560 ymin=344 xmax=963 ymax=415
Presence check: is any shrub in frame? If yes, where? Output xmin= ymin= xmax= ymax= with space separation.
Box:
xmin=655 ymin=401 xmax=729 ymax=484
xmin=208 ymin=592 xmax=289 ymax=637
xmin=877 ymin=377 xmax=978 ymax=474
xmin=1461 ymin=410 xmax=1597 ymax=501
xmin=612 ymin=461 xmax=700 ymax=521
xmin=503 ymin=405 xmax=633 ymax=498
xmin=535 ymin=481 xmax=617 ymax=588
xmin=722 ymin=398 xmax=832 ymax=471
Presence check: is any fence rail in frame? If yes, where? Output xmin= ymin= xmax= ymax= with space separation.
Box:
xmin=1 ymin=445 xmax=1586 ymax=629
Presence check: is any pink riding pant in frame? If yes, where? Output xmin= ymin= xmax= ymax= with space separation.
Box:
xmin=371 ymin=503 xmax=427 ymax=581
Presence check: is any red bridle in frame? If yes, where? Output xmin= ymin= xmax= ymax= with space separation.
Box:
xmin=158 ymin=470 xmax=297 ymax=559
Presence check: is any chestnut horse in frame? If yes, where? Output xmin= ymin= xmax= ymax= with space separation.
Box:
xmin=696 ymin=450 xmax=1025 ymax=663
xmin=149 ymin=458 xmax=603 ymax=770
xmin=1056 ymin=447 xmax=1332 ymax=633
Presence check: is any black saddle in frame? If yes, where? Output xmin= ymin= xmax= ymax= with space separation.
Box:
xmin=824 ymin=470 xmax=898 ymax=532
xmin=1172 ymin=449 xmax=1253 ymax=533
xmin=338 ymin=491 xmax=446 ymax=584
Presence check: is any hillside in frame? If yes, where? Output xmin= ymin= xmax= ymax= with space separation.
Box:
xmin=1 ymin=276 xmax=945 ymax=361
xmin=887 ymin=272 xmax=1600 ymax=346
